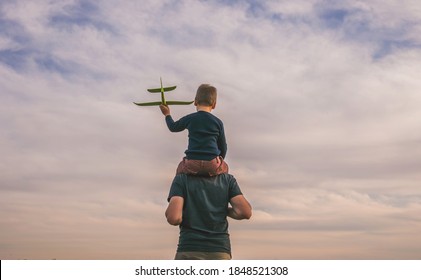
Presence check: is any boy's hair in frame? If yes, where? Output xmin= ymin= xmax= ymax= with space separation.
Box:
xmin=195 ymin=84 xmax=217 ymax=106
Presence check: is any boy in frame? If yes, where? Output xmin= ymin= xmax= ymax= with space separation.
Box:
xmin=159 ymin=84 xmax=229 ymax=176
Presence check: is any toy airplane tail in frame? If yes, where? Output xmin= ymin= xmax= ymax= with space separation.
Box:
xmin=147 ymin=77 xmax=177 ymax=93
xmin=148 ymin=86 xmax=177 ymax=93
xmin=147 ymin=86 xmax=176 ymax=93
xmin=133 ymin=77 xmax=194 ymax=107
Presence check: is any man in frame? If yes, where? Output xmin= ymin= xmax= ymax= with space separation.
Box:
xmin=165 ymin=173 xmax=252 ymax=260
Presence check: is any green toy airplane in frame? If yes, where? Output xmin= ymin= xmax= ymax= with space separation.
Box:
xmin=133 ymin=77 xmax=194 ymax=106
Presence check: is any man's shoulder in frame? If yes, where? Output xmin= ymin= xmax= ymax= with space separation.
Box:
xmin=215 ymin=173 xmax=235 ymax=180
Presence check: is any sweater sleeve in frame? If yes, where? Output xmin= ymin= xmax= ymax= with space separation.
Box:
xmin=165 ymin=115 xmax=187 ymax=132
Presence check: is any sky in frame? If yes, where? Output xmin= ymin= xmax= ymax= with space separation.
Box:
xmin=1 ymin=0 xmax=421 ymax=260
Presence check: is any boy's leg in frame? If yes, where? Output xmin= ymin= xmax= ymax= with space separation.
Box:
xmin=176 ymin=157 xmax=229 ymax=176
xmin=176 ymin=158 xmax=202 ymax=175
xmin=207 ymin=156 xmax=229 ymax=176
xmin=176 ymin=158 xmax=186 ymax=174
xmin=197 ymin=156 xmax=228 ymax=176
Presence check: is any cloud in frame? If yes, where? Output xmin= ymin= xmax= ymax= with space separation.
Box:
xmin=1 ymin=0 xmax=421 ymax=259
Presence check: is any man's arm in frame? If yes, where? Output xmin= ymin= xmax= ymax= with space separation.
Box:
xmin=165 ymin=196 xmax=184 ymax=225
xmin=228 ymin=195 xmax=252 ymax=220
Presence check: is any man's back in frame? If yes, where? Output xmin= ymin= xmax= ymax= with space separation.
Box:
xmin=167 ymin=173 xmax=242 ymax=254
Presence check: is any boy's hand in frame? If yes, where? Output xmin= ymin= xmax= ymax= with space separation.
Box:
xmin=159 ymin=104 xmax=171 ymax=116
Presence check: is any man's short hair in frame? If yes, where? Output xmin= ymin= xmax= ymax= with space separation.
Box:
xmin=195 ymin=84 xmax=217 ymax=106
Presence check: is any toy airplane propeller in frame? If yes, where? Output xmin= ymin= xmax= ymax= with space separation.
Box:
xmin=133 ymin=77 xmax=194 ymax=106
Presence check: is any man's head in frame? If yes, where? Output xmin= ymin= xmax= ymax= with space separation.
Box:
xmin=195 ymin=84 xmax=217 ymax=108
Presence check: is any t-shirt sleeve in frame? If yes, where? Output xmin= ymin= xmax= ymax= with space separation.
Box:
xmin=228 ymin=175 xmax=243 ymax=199
xmin=167 ymin=174 xmax=186 ymax=202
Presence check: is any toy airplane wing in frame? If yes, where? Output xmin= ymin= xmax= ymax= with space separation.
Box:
xmin=147 ymin=86 xmax=176 ymax=93
xmin=133 ymin=100 xmax=194 ymax=106
xmin=166 ymin=101 xmax=194 ymax=105
xmin=133 ymin=101 xmax=163 ymax=106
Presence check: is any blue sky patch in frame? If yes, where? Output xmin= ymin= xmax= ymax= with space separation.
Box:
xmin=48 ymin=0 xmax=115 ymax=33
xmin=0 ymin=49 xmax=32 ymax=71
xmin=315 ymin=6 xmax=421 ymax=59
xmin=0 ymin=18 xmax=31 ymax=45
xmin=319 ymin=8 xmax=351 ymax=28
xmin=34 ymin=54 xmax=80 ymax=75
xmin=373 ymin=39 xmax=421 ymax=60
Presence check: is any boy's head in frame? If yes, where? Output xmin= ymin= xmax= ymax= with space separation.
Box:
xmin=195 ymin=84 xmax=217 ymax=108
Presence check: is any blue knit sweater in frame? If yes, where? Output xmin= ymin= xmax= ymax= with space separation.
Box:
xmin=165 ymin=111 xmax=227 ymax=160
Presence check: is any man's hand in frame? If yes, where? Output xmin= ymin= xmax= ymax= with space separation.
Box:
xmin=159 ymin=104 xmax=171 ymax=116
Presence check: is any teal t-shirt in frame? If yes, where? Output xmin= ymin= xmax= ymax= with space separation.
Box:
xmin=167 ymin=173 xmax=243 ymax=253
